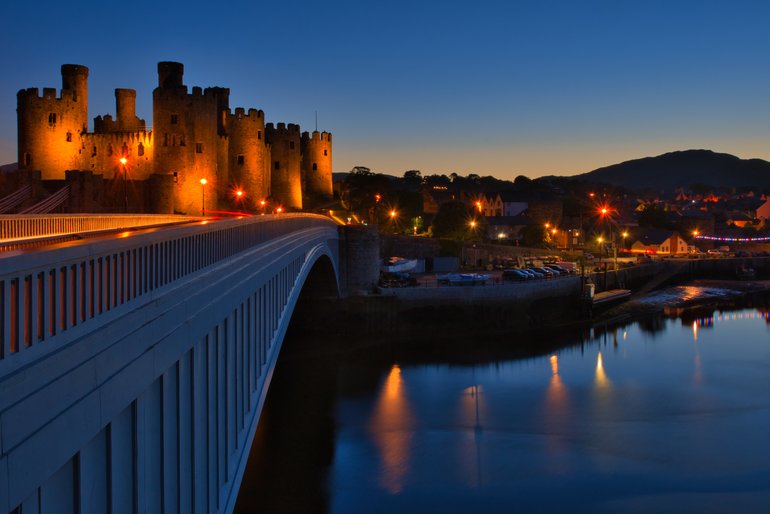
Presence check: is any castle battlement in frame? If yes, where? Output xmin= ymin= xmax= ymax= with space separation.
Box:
xmin=266 ymin=122 xmax=300 ymax=135
xmin=80 ymin=130 xmax=152 ymax=144
xmin=230 ymin=107 xmax=264 ymax=121
xmin=301 ymin=130 xmax=332 ymax=142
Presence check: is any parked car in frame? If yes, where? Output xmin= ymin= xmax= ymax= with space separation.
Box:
xmin=502 ymin=269 xmax=530 ymax=281
xmin=545 ymin=265 xmax=569 ymax=275
xmin=520 ymin=268 xmax=544 ymax=279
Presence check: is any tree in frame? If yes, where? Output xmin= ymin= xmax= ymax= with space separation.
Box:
xmin=520 ymin=223 xmax=547 ymax=248
xmin=637 ymin=203 xmax=669 ymax=228
xmin=431 ymin=201 xmax=484 ymax=240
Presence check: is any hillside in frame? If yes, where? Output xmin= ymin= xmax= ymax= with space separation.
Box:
xmin=572 ymin=150 xmax=770 ymax=190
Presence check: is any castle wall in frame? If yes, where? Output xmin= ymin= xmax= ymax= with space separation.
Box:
xmin=301 ymin=131 xmax=333 ymax=203
xmin=15 ymin=61 xmax=333 ymax=215
xmin=77 ymin=132 xmax=154 ymax=180
xmin=266 ymin=122 xmax=302 ymax=210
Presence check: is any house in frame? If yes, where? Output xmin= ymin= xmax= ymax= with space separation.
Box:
xmin=482 ymin=192 xmax=528 ymax=217
xmin=631 ymin=228 xmax=690 ymax=255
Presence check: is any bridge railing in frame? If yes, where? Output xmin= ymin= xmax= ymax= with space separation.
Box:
xmin=0 ymin=213 xmax=336 ymax=377
xmin=0 ymin=213 xmax=199 ymax=242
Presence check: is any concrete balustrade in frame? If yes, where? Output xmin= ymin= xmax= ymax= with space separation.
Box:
xmin=0 ymin=214 xmax=199 ymax=242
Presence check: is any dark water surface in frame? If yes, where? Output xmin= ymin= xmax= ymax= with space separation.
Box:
xmin=236 ymin=298 xmax=770 ymax=513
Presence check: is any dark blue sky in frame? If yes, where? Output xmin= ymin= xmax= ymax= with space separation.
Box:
xmin=2 ymin=0 xmax=770 ymax=179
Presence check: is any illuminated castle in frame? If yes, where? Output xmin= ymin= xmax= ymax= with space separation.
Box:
xmin=15 ymin=62 xmax=333 ymax=214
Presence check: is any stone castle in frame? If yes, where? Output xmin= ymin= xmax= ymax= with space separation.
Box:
xmin=14 ymin=62 xmax=332 ymax=214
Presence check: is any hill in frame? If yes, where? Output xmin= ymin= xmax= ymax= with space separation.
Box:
xmin=572 ymin=150 xmax=770 ymax=190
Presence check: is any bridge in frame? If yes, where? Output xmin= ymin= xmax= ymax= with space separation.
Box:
xmin=0 ymin=214 xmax=377 ymax=514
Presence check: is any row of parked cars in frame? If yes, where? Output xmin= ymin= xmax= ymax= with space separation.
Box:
xmin=502 ymin=265 xmax=574 ymax=281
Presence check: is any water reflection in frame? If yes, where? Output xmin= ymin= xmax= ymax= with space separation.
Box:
xmin=240 ymin=296 xmax=770 ymax=513
xmin=369 ymin=364 xmax=414 ymax=494
xmin=457 ymin=381 xmax=485 ymax=488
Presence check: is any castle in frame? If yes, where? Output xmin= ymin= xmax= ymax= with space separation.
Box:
xmin=14 ymin=62 xmax=333 ymax=214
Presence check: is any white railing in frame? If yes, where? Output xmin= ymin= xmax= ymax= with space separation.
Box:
xmin=0 ymin=214 xmax=198 ymax=242
xmin=0 ymin=214 xmax=336 ymax=376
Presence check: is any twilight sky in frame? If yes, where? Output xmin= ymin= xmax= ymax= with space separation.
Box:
xmin=2 ymin=0 xmax=770 ymax=180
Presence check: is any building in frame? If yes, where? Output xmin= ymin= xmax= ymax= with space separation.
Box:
xmin=13 ymin=62 xmax=333 ymax=214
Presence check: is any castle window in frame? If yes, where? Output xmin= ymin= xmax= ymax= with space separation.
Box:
xmin=196 ymin=143 xmax=203 ymax=154
xmin=66 ymin=132 xmax=72 ymax=142
xmin=171 ymin=114 xmax=178 ymax=125
xmin=92 ymin=146 xmax=97 ymax=157
xmin=237 ymin=155 xmax=244 ymax=165
xmin=179 ymin=137 xmax=185 ymax=147
xmin=138 ymin=143 xmax=144 ymax=156
xmin=48 ymin=113 xmax=57 ymax=125
xmin=23 ymin=153 xmax=31 ymax=166
xmin=173 ymin=171 xmax=178 ymax=183
xmin=312 ymin=163 xmax=317 ymax=171
xmin=163 ymin=134 xmax=169 ymax=147
xmin=324 ymin=149 xmax=328 ymax=156
xmin=108 ymin=144 xmax=113 ymax=156
xmin=289 ymin=141 xmax=295 ymax=150
xmin=258 ymin=131 xmax=262 ymax=140
xmin=274 ymin=161 xmax=280 ymax=170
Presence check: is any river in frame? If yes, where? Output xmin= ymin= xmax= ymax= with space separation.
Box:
xmin=235 ymin=288 xmax=770 ymax=513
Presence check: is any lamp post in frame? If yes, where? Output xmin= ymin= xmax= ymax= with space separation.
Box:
xmin=200 ymin=178 xmax=207 ymax=216
xmin=119 ymin=157 xmax=128 ymax=213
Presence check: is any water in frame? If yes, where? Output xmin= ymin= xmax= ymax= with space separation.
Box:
xmin=236 ymin=299 xmax=770 ymax=513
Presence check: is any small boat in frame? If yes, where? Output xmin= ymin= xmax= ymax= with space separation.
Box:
xmin=437 ymin=273 xmax=491 ymax=286
xmin=382 ymin=257 xmax=418 ymax=273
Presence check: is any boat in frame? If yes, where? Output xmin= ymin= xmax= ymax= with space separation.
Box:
xmin=382 ymin=257 xmax=418 ymax=273
xmin=437 ymin=273 xmax=491 ymax=286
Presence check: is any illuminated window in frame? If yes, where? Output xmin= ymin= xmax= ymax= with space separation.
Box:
xmin=171 ymin=114 xmax=178 ymax=125
xmin=312 ymin=162 xmax=317 ymax=171
xmin=196 ymin=143 xmax=203 ymax=153
xmin=173 ymin=171 xmax=178 ymax=183
xmin=66 ymin=132 xmax=72 ymax=142
xmin=237 ymin=155 xmax=244 ymax=165
xmin=274 ymin=161 xmax=280 ymax=170
xmin=48 ymin=113 xmax=56 ymax=125
xmin=138 ymin=143 xmax=144 ymax=156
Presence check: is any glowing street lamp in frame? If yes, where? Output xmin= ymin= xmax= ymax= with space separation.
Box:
xmin=118 ymin=156 xmax=128 ymax=212
xmin=200 ymin=178 xmax=207 ymax=216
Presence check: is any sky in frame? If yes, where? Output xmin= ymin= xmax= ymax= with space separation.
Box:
xmin=2 ymin=0 xmax=770 ymax=180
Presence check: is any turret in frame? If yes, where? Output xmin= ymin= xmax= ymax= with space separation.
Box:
xmin=158 ymin=61 xmax=184 ymax=89
xmin=266 ymin=122 xmax=302 ymax=210
xmin=115 ymin=89 xmax=144 ymax=132
xmin=61 ymin=64 xmax=89 ymax=134
xmin=301 ymin=130 xmax=333 ymax=204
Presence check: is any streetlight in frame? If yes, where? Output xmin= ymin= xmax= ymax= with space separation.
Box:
xmin=200 ymin=178 xmax=207 ymax=216
xmin=259 ymin=199 xmax=266 ymax=215
xmin=119 ymin=157 xmax=128 ymax=213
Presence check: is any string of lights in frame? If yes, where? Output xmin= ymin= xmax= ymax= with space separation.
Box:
xmin=694 ymin=235 xmax=770 ymax=242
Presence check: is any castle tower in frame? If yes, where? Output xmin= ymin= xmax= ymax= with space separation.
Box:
xmin=153 ymin=62 xmax=227 ymax=215
xmin=17 ymin=65 xmax=89 ymax=179
xmin=266 ymin=122 xmax=302 ymax=210
xmin=301 ymin=130 xmax=333 ymax=204
xmin=228 ymin=108 xmax=269 ymax=206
